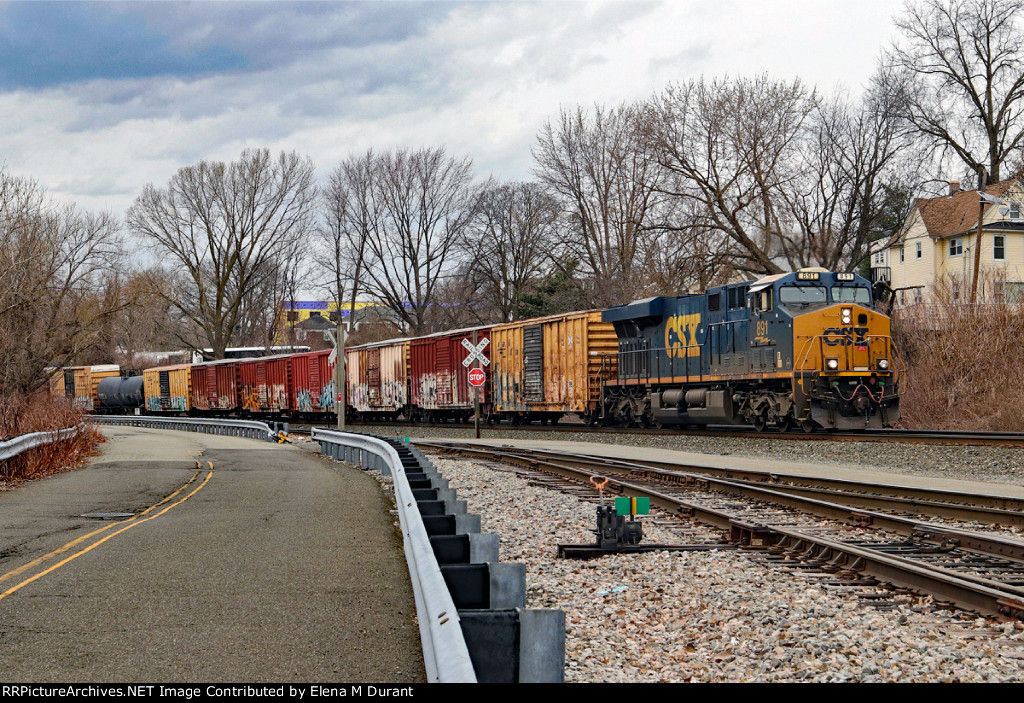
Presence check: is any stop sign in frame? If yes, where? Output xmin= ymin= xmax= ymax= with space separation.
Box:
xmin=468 ymin=368 xmax=486 ymax=387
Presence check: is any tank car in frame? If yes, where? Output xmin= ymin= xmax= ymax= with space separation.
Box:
xmin=600 ymin=269 xmax=901 ymax=431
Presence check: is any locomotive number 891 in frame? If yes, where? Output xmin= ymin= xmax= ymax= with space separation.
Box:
xmin=599 ymin=268 xmax=901 ymax=431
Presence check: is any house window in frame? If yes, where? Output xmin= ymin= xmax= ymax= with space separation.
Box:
xmin=900 ymin=247 xmax=905 ymax=263
xmin=1009 ymin=202 xmax=1022 ymax=221
xmin=994 ymin=235 xmax=1005 ymax=260
xmin=949 ymin=238 xmax=963 ymax=256
xmin=915 ymin=242 xmax=922 ymax=259
xmin=1008 ymin=282 xmax=1024 ymax=303
xmin=873 ymin=250 xmax=885 ymax=265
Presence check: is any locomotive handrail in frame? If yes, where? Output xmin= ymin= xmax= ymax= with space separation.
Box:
xmin=310 ymin=428 xmax=477 ymax=683
xmin=0 ymin=423 xmax=86 ymax=462
xmin=605 ymin=343 xmax=704 ymax=386
xmin=88 ymin=415 xmax=276 ymax=441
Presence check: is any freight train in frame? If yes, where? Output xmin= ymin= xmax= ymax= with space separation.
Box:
xmin=56 ymin=269 xmax=901 ymax=432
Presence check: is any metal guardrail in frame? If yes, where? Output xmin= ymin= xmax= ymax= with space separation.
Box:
xmin=0 ymin=423 xmax=86 ymax=462
xmin=89 ymin=415 xmax=276 ymax=441
xmin=311 ymin=428 xmax=477 ymax=683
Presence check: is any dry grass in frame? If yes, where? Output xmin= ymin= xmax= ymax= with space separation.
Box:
xmin=891 ymin=281 xmax=1024 ymax=431
xmin=0 ymin=392 xmax=104 ymax=487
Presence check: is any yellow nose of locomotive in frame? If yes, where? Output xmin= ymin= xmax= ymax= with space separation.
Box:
xmin=793 ymin=303 xmax=897 ymax=377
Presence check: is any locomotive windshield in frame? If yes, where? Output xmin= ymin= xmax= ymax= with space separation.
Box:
xmin=831 ymin=286 xmax=871 ymax=304
xmin=779 ymin=285 xmax=826 ymax=306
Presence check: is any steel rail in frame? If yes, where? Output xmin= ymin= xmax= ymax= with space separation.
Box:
xmin=422 ymin=441 xmax=1024 ymax=528
xmin=424 ymin=441 xmax=1024 ymax=617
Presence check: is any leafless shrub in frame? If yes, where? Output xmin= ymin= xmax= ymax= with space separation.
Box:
xmin=0 ymin=392 xmax=102 ymax=486
xmin=891 ymin=275 xmax=1024 ymax=429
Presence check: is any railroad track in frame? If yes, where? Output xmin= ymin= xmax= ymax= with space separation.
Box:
xmin=288 ymin=421 xmax=1024 ymax=447
xmin=421 ymin=440 xmax=1024 ymax=620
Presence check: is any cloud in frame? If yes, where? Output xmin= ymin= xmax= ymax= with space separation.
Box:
xmin=0 ymin=0 xmax=903 ymax=217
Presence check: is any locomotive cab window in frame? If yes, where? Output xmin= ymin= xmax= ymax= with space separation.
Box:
xmin=754 ymin=288 xmax=773 ymax=312
xmin=831 ymin=286 xmax=872 ymax=304
xmin=779 ymin=284 xmax=826 ymax=307
xmin=708 ymin=292 xmax=721 ymax=311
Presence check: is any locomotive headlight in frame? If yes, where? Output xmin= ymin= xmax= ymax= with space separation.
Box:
xmin=841 ymin=307 xmax=853 ymax=324
xmin=877 ymin=358 xmax=889 ymax=370
xmin=826 ymin=358 xmax=840 ymax=370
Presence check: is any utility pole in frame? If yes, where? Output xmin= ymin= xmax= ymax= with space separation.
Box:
xmin=331 ymin=304 xmax=347 ymax=431
xmin=970 ymin=170 xmax=987 ymax=304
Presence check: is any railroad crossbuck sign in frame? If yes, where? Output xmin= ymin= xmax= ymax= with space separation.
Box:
xmin=468 ymin=368 xmax=486 ymax=387
xmin=461 ymin=337 xmax=490 ymax=367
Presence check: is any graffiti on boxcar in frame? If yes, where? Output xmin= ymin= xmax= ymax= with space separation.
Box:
xmin=242 ymin=385 xmax=261 ymax=412
xmin=217 ymin=395 xmax=233 ymax=410
xmin=421 ymin=374 xmax=438 ymax=409
xmin=320 ymin=380 xmax=335 ymax=410
xmin=351 ymin=384 xmax=370 ymax=411
xmin=271 ymin=384 xmax=287 ymax=410
xmin=147 ymin=396 xmax=161 ymax=412
xmin=383 ymin=379 xmax=406 ymax=408
xmin=297 ymin=388 xmax=312 ymax=412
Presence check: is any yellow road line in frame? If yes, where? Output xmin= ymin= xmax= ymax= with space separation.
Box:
xmin=0 ymin=466 xmax=214 ymax=602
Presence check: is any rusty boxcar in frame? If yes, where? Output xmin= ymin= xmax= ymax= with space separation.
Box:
xmin=190 ymin=359 xmax=240 ymax=413
xmin=289 ymin=349 xmax=336 ymax=415
xmin=490 ymin=310 xmax=617 ymax=424
xmin=347 ymin=338 xmax=410 ymax=421
xmin=409 ymin=325 xmax=492 ymax=422
xmin=236 ymin=354 xmax=291 ymax=414
xmin=143 ymin=364 xmax=192 ymax=413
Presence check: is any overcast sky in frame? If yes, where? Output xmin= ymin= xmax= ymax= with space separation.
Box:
xmin=0 ymin=0 xmax=905 ymax=217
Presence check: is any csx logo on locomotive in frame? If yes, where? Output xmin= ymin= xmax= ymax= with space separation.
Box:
xmin=665 ymin=313 xmax=702 ymax=358
xmin=823 ymin=327 xmax=869 ymax=346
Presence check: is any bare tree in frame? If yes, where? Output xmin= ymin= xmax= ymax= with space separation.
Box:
xmin=533 ymin=102 xmax=662 ymax=306
xmin=127 ymin=148 xmax=317 ymax=359
xmin=888 ymin=0 xmax=1024 ymax=182
xmin=0 ymin=171 xmax=122 ymax=395
xmin=356 ymin=147 xmax=478 ymax=336
xmin=461 ymin=181 xmax=561 ymax=321
xmin=646 ymin=75 xmax=816 ymax=276
xmin=320 ymin=150 xmax=377 ymax=334
xmin=785 ymin=70 xmax=916 ymax=271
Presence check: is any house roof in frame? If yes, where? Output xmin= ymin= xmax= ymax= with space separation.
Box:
xmin=914 ymin=179 xmax=1017 ymax=239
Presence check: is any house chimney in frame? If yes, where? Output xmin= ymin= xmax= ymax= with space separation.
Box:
xmin=949 ymin=180 xmax=961 ymax=195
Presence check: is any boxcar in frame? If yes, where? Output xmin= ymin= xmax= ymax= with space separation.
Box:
xmin=347 ymin=338 xmax=411 ymax=421
xmin=190 ymin=359 xmax=240 ymax=413
xmin=143 ymin=364 xmax=192 ymax=413
xmin=50 ymin=365 xmax=122 ymax=411
xmin=236 ymin=354 xmax=291 ymax=414
xmin=490 ymin=310 xmax=617 ymax=424
xmin=289 ymin=349 xmax=336 ymax=415
xmin=409 ymin=325 xmax=492 ymax=422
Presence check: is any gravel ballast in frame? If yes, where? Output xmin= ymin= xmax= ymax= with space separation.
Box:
xmin=424 ymin=444 xmax=1024 ymax=682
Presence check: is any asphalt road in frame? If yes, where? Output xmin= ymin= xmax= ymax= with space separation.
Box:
xmin=0 ymin=426 xmax=425 ymax=683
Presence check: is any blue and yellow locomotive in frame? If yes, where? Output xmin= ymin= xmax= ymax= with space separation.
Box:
xmin=600 ymin=269 xmax=901 ymax=431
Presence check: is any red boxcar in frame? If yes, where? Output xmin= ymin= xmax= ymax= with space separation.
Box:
xmin=409 ymin=325 xmax=492 ymax=422
xmin=289 ymin=349 xmax=336 ymax=415
xmin=190 ymin=359 xmax=240 ymax=412
xmin=237 ymin=354 xmax=291 ymax=413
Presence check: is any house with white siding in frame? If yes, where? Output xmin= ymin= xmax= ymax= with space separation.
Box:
xmin=871 ymin=179 xmax=1024 ymax=304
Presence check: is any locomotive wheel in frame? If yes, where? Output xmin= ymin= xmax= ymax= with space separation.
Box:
xmin=751 ymin=414 xmax=767 ymax=432
xmin=775 ymin=416 xmax=794 ymax=433
xmin=800 ymin=419 xmax=816 ymax=433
